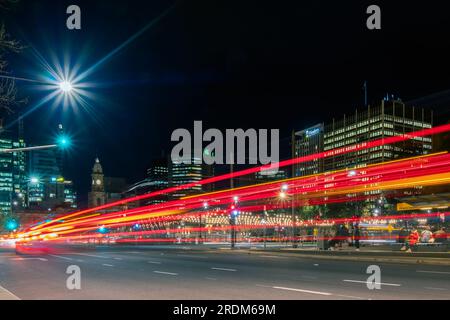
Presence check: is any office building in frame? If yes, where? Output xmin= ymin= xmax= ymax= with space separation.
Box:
xmin=292 ymin=123 xmax=324 ymax=177
xmin=169 ymin=156 xmax=203 ymax=198
xmin=0 ymin=137 xmax=27 ymax=216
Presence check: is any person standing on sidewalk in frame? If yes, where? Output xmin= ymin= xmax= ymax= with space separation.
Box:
xmin=406 ymin=229 xmax=419 ymax=253
xmin=354 ymin=223 xmax=360 ymax=251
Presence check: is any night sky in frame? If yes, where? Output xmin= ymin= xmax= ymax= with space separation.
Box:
xmin=2 ymin=0 xmax=450 ymax=204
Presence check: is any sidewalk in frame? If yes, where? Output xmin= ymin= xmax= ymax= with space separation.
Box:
xmin=230 ymin=245 xmax=450 ymax=266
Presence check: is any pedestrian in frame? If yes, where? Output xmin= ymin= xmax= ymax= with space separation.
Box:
xmin=433 ymin=227 xmax=447 ymax=244
xmin=420 ymin=226 xmax=433 ymax=243
xmin=354 ymin=223 xmax=360 ymax=251
xmin=405 ymin=229 xmax=419 ymax=253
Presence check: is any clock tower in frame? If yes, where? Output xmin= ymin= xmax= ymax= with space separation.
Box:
xmin=88 ymin=157 xmax=106 ymax=208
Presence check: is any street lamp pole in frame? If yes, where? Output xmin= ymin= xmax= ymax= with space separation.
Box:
xmin=0 ymin=144 xmax=57 ymax=153
xmin=263 ymin=205 xmax=267 ymax=249
xmin=292 ymin=194 xmax=296 ymax=248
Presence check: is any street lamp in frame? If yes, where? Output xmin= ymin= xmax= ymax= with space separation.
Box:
xmin=59 ymin=80 xmax=73 ymax=93
xmin=230 ymin=197 xmax=239 ymax=249
xmin=5 ymin=219 xmax=18 ymax=232
xmin=200 ymin=202 xmax=209 ymax=244
xmin=30 ymin=177 xmax=39 ymax=184
xmin=56 ymin=134 xmax=71 ymax=149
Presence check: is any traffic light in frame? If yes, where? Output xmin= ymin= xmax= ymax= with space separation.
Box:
xmin=57 ymin=134 xmax=71 ymax=149
xmin=5 ymin=219 xmax=18 ymax=231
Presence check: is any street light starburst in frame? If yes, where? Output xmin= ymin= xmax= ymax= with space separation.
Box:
xmin=59 ymin=80 xmax=73 ymax=93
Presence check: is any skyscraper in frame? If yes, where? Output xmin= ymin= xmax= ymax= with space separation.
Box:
xmin=169 ymin=156 xmax=203 ymax=198
xmin=126 ymin=157 xmax=169 ymax=205
xmin=323 ymin=98 xmax=433 ymax=171
xmin=292 ymin=123 xmax=324 ymax=177
xmin=0 ymin=137 xmax=27 ymax=216
xmin=28 ymin=147 xmax=76 ymax=210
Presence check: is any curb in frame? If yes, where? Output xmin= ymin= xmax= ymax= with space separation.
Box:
xmin=219 ymin=249 xmax=450 ymax=266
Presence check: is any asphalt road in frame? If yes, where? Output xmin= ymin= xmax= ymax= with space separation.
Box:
xmin=0 ymin=245 xmax=449 ymax=300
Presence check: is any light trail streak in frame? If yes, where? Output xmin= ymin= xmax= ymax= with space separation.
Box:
xmin=32 ymin=211 xmax=450 ymax=243
xmin=25 ymin=124 xmax=450 ymax=232
xmin=17 ymin=152 xmax=450 ymax=240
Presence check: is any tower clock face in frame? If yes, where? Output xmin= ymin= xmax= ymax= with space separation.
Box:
xmin=96 ymin=179 xmax=102 ymax=185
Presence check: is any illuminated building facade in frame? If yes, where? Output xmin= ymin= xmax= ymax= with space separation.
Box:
xmin=323 ymin=99 xmax=433 ymax=171
xmin=126 ymin=158 xmax=169 ymax=205
xmin=169 ymin=156 xmax=203 ymax=198
xmin=0 ymin=138 xmax=27 ymax=215
xmin=292 ymin=123 xmax=324 ymax=177
xmin=28 ymin=148 xmax=77 ymax=209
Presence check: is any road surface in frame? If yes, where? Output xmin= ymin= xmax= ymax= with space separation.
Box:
xmin=0 ymin=246 xmax=449 ymax=299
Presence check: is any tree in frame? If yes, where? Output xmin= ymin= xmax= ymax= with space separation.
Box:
xmin=0 ymin=0 xmax=25 ymax=126
xmin=0 ymin=0 xmax=23 ymax=232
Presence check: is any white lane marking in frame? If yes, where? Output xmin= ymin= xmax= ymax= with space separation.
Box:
xmin=205 ymin=277 xmax=217 ymax=281
xmin=102 ymin=263 xmax=114 ymax=267
xmin=147 ymin=261 xmax=162 ymax=264
xmin=424 ymin=287 xmax=448 ymax=291
xmin=336 ymin=294 xmax=366 ymax=300
xmin=0 ymin=285 xmax=20 ymax=300
xmin=272 ymin=286 xmax=332 ymax=296
xmin=49 ymin=254 xmax=73 ymax=261
xmin=417 ymin=270 xmax=450 ymax=275
xmin=113 ymin=257 xmax=123 ymax=260
xmin=153 ymin=271 xmax=178 ymax=276
xmin=211 ymin=267 xmax=237 ymax=272
xmin=260 ymin=255 xmax=285 ymax=259
xmin=10 ymin=257 xmax=47 ymax=261
xmin=343 ymin=280 xmax=401 ymax=287
xmin=71 ymin=253 xmax=110 ymax=259
xmin=313 ymin=264 xmax=319 ymax=266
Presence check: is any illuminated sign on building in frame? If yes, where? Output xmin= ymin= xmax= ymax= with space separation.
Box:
xmin=306 ymin=128 xmax=321 ymax=137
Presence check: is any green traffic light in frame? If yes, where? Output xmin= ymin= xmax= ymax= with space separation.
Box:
xmin=57 ymin=135 xmax=71 ymax=149
xmin=5 ymin=219 xmax=18 ymax=231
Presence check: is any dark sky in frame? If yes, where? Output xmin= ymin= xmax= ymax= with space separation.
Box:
xmin=2 ymin=0 xmax=450 ymax=203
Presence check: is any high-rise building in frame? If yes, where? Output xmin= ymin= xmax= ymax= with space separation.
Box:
xmin=169 ymin=156 xmax=203 ymax=198
xmin=323 ymin=99 xmax=433 ymax=171
xmin=28 ymin=148 xmax=76 ymax=209
xmin=126 ymin=158 xmax=169 ymax=205
xmin=292 ymin=123 xmax=324 ymax=177
xmin=0 ymin=137 xmax=27 ymax=216
xmin=147 ymin=158 xmax=169 ymax=190
xmin=293 ymin=99 xmax=433 ymax=177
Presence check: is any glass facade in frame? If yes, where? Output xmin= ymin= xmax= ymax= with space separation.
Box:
xmin=0 ymin=138 xmax=27 ymax=216
xmin=323 ymin=99 xmax=433 ymax=171
xmin=293 ymin=123 xmax=324 ymax=177
xmin=169 ymin=157 xmax=203 ymax=198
